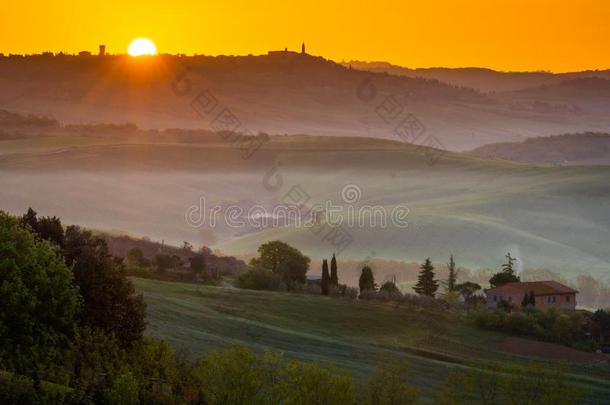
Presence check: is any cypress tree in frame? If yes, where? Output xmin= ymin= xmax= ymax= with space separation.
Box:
xmin=529 ymin=290 xmax=536 ymax=307
xmin=521 ymin=291 xmax=530 ymax=308
xmin=413 ymin=258 xmax=439 ymax=297
xmin=330 ymin=253 xmax=338 ymax=286
xmin=446 ymin=254 xmax=457 ymax=291
xmin=358 ymin=265 xmax=376 ymax=293
xmin=321 ymin=259 xmax=330 ymax=295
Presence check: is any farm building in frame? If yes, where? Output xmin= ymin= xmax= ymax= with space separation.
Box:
xmin=485 ymin=281 xmax=578 ymax=311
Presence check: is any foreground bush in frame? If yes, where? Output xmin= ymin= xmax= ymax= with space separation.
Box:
xmin=194 ymin=345 xmax=355 ymax=405
xmin=471 ymin=308 xmax=589 ymax=348
xmin=366 ymin=358 xmax=419 ymax=405
xmin=436 ymin=362 xmax=584 ymax=404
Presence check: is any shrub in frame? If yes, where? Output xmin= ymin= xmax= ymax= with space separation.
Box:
xmin=0 ymin=372 xmax=71 ymax=405
xmin=106 ymin=370 xmax=139 ymax=405
xmin=235 ymin=267 xmax=282 ymax=290
xmin=471 ymin=308 xmax=587 ymax=348
xmin=279 ymin=361 xmax=356 ymax=405
xmin=366 ymin=357 xmax=419 ymax=405
xmin=194 ymin=345 xmax=273 ymax=404
xmin=193 ymin=345 xmax=357 ymax=405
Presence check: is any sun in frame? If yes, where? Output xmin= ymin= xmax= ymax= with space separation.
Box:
xmin=128 ymin=38 xmax=157 ymax=57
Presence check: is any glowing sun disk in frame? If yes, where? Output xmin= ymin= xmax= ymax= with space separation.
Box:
xmin=128 ymin=38 xmax=157 ymax=56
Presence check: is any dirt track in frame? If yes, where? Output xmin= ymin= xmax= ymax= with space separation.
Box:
xmin=492 ymin=336 xmax=609 ymax=364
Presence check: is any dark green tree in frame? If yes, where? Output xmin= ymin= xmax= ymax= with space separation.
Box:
xmin=0 ymin=212 xmax=81 ymax=376
xmin=20 ymin=207 xmax=65 ymax=248
xmin=521 ymin=291 xmax=531 ymax=308
xmin=321 ymin=259 xmax=330 ymax=295
xmin=155 ymin=253 xmax=182 ymax=273
xmin=489 ymin=253 xmax=520 ymax=288
xmin=519 ymin=291 xmax=537 ymax=308
xmin=63 ymin=226 xmax=146 ymax=346
xmin=189 ymin=252 xmax=206 ymax=276
xmin=529 ymin=290 xmax=536 ymax=307
xmin=502 ymin=252 xmax=517 ymax=273
xmin=359 ymin=265 xmax=377 ymax=293
xmin=446 ymin=254 xmax=458 ymax=291
xmin=21 ymin=207 xmax=39 ymax=232
xmin=591 ymin=309 xmax=610 ymax=344
xmin=330 ymin=253 xmax=338 ymax=286
xmin=454 ymin=281 xmax=481 ymax=303
xmin=250 ymin=241 xmax=310 ymax=287
xmin=126 ymin=247 xmax=150 ymax=267
xmin=413 ymin=258 xmax=439 ymax=297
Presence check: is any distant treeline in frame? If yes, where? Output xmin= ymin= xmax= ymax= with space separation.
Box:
xmin=0 ymin=109 xmax=272 ymax=144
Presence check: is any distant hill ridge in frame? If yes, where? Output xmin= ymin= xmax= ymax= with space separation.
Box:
xmin=344 ymin=60 xmax=610 ymax=92
xmin=2 ymin=53 xmax=610 ymax=150
xmin=470 ymin=132 xmax=610 ymax=165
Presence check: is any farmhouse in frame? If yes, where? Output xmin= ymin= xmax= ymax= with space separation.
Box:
xmin=485 ymin=281 xmax=578 ymax=311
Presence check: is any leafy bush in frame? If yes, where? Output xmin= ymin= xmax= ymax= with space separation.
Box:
xmin=437 ymin=362 xmax=584 ymax=405
xmin=471 ymin=308 xmax=587 ymax=348
xmin=366 ymin=358 xmax=419 ymax=405
xmin=235 ymin=267 xmax=282 ymax=290
xmin=194 ymin=345 xmax=356 ymax=405
xmin=106 ymin=370 xmax=139 ymax=405
xmin=0 ymin=372 xmax=71 ymax=405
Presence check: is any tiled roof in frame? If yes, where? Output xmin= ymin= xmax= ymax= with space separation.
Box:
xmin=486 ymin=281 xmax=578 ymax=296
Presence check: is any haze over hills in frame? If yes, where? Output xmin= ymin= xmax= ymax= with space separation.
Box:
xmin=470 ymin=132 xmax=610 ymax=165
xmin=345 ymin=61 xmax=610 ymax=92
xmin=2 ymin=52 xmax=610 ymax=150
xmin=1 ymin=120 xmax=610 ymax=280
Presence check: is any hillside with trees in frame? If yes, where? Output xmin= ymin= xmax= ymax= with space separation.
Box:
xmin=470 ymin=132 xmax=610 ymax=165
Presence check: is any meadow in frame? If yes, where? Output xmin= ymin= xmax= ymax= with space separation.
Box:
xmin=133 ymin=277 xmax=610 ymax=402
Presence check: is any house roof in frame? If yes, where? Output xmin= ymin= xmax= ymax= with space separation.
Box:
xmin=486 ymin=281 xmax=578 ymax=296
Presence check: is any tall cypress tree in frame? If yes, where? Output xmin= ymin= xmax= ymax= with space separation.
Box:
xmin=446 ymin=254 xmax=458 ymax=292
xmin=321 ymin=259 xmax=330 ymax=295
xmin=330 ymin=253 xmax=338 ymax=286
xmin=521 ymin=291 xmax=530 ymax=308
xmin=528 ymin=290 xmax=536 ymax=307
xmin=413 ymin=258 xmax=439 ymax=297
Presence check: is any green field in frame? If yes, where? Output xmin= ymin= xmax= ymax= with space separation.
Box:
xmin=134 ymin=277 xmax=610 ymax=402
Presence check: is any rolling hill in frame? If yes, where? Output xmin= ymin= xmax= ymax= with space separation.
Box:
xmin=470 ymin=133 xmax=610 ymax=165
xmin=344 ymin=61 xmax=610 ymax=92
xmin=2 ymin=54 xmax=610 ymax=150
xmin=134 ymin=277 xmax=610 ymax=403
xmin=1 ymin=130 xmax=610 ymax=280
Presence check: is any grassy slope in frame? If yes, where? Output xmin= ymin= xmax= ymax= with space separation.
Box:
xmin=134 ymin=278 xmax=610 ymax=402
xmin=1 ymin=134 xmax=610 ymax=278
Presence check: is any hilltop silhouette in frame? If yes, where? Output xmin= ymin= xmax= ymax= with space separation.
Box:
xmin=1 ymin=52 xmax=610 ymax=150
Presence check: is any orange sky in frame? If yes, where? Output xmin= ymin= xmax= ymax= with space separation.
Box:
xmin=1 ymin=0 xmax=609 ymax=72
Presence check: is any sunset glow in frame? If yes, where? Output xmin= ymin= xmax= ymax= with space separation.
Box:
xmin=128 ymin=38 xmax=157 ymax=56
xmin=2 ymin=0 xmax=610 ymax=72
